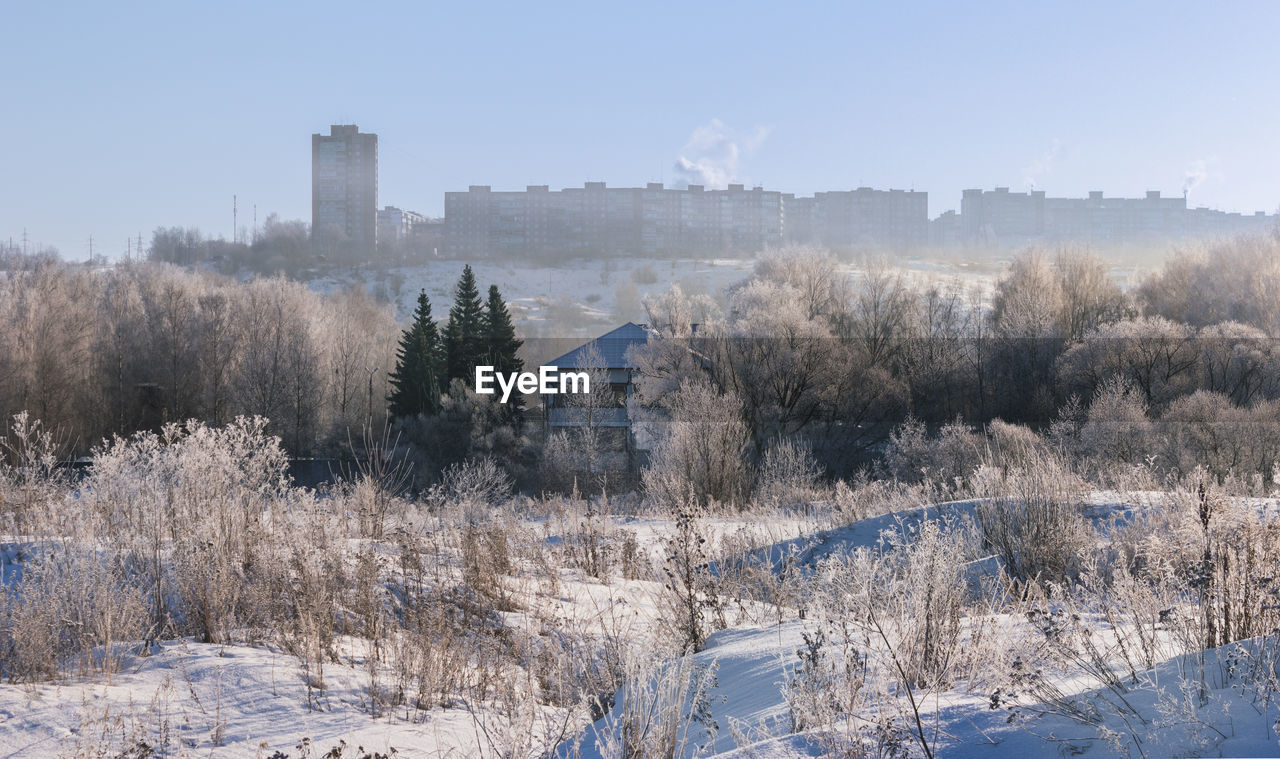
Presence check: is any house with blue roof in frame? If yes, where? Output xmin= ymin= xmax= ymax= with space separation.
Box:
xmin=541 ymin=322 xmax=659 ymax=471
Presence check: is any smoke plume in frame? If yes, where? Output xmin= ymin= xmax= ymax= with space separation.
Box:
xmin=673 ymin=119 xmax=770 ymax=188
xmin=1183 ymin=159 xmax=1208 ymax=198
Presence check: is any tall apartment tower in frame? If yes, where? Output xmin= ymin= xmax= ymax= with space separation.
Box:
xmin=312 ymin=124 xmax=378 ymax=251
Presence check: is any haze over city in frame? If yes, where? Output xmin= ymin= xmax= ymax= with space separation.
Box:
xmin=4 ymin=0 xmax=1279 ymax=257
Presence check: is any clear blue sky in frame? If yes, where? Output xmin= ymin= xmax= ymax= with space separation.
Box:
xmin=3 ymin=0 xmax=1278 ymax=258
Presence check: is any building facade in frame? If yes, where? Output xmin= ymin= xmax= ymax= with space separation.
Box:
xmin=785 ymin=187 xmax=929 ymax=250
xmin=444 ymin=182 xmax=788 ymax=258
xmin=376 ymin=206 xmax=427 ymax=246
xmin=441 ymin=179 xmax=1272 ymax=257
xmin=312 ymin=125 xmax=378 ymax=252
xmin=957 ymin=187 xmax=1274 ymax=247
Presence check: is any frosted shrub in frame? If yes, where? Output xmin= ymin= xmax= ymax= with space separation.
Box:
xmin=879 ymin=519 xmax=968 ymax=688
xmin=781 ymin=626 xmax=911 ymax=758
xmin=882 ymin=417 xmax=983 ymax=491
xmin=1078 ymin=375 xmax=1155 ymax=472
xmin=538 ymin=432 xmax=578 ymax=494
xmin=801 ymin=518 xmax=974 ymax=759
xmin=659 ymin=494 xmax=723 ymax=654
xmin=435 ymin=457 xmax=513 ymax=521
xmin=587 ymin=652 xmax=720 ymax=759
xmin=345 ymin=425 xmax=414 ymax=540
xmin=0 ymin=411 xmax=64 ymax=542
xmin=984 ymin=419 xmax=1051 ymax=472
xmin=975 ymin=456 xmax=1092 ymax=584
xmin=279 ymin=526 xmax=346 ymax=704
xmin=754 ymin=438 xmax=824 ymax=511
xmin=0 ymin=416 xmax=296 ymax=680
xmin=2 ymin=543 xmax=146 ymax=681
xmin=83 ymin=417 xmax=291 ymax=644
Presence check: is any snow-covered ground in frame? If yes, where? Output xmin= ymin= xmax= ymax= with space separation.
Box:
xmin=573 ymin=617 xmax=1280 ymax=758
xmin=0 ymin=639 xmax=481 ymax=758
xmin=4 ymin=492 xmax=1278 ymax=758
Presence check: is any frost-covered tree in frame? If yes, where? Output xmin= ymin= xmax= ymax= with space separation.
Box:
xmin=643 ymin=378 xmax=752 ymax=508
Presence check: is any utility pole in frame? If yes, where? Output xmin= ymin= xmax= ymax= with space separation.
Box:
xmin=233 ymin=195 xmax=238 ymax=244
xmin=88 ymin=235 xmax=93 ymax=265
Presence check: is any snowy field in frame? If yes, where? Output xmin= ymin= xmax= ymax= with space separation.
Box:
xmin=4 ymin=489 xmax=1278 ymax=758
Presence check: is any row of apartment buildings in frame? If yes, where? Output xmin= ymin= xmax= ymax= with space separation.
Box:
xmin=935 ymin=187 xmax=1275 ymax=248
xmin=442 ymin=182 xmax=930 ymax=257
xmin=442 ymin=182 xmax=1274 ymax=257
xmin=312 ymin=125 xmax=1274 ymax=258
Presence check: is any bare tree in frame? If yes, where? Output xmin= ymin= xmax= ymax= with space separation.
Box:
xmin=642 ymin=377 xmax=751 ymax=508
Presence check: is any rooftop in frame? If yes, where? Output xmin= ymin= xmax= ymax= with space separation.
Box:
xmin=545 ymin=322 xmax=658 ymax=369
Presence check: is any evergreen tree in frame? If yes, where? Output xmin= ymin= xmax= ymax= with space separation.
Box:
xmin=443 ymin=265 xmax=487 ymax=383
xmin=387 ymin=290 xmax=444 ymax=418
xmin=484 ymin=284 xmax=525 ymax=419
xmin=484 ymin=284 xmax=524 ymax=375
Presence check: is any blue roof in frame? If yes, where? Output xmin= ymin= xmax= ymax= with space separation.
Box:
xmin=546 ymin=322 xmax=657 ymax=369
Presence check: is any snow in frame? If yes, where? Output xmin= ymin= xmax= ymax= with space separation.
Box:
xmin=572 ymin=617 xmax=1280 ymax=758
xmin=0 ymin=639 xmax=483 ymax=758
xmin=4 ymin=492 xmax=1278 ymax=758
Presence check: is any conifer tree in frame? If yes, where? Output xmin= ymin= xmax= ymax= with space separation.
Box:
xmin=484 ymin=284 xmax=525 ymax=419
xmin=443 ymin=265 xmax=487 ymax=383
xmin=484 ymin=284 xmax=523 ymax=375
xmin=388 ymin=290 xmax=444 ymax=418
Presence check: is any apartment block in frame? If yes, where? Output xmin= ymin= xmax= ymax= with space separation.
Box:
xmin=785 ymin=187 xmax=929 ymax=250
xmin=444 ymin=182 xmax=786 ymax=258
xmin=957 ymin=187 xmax=1273 ymax=247
xmin=312 ymin=125 xmax=378 ymax=252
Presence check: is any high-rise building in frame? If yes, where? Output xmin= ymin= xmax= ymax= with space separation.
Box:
xmin=312 ymin=125 xmax=378 ymax=252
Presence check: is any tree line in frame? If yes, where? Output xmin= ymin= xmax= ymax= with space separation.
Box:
xmin=0 ymin=256 xmax=524 ymax=469
xmin=5 ymin=230 xmax=1280 ymax=491
xmin=622 ymin=231 xmax=1280 ymax=489
xmin=0 ymin=259 xmax=402 ymax=456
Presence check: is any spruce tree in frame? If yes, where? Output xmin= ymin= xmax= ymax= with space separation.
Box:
xmin=443 ymin=265 xmax=487 ymax=383
xmin=388 ymin=290 xmax=444 ymax=418
xmin=484 ymin=284 xmax=525 ymax=419
xmin=484 ymin=284 xmax=523 ymax=375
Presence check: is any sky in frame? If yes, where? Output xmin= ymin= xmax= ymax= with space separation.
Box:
xmin=2 ymin=0 xmax=1278 ymax=259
